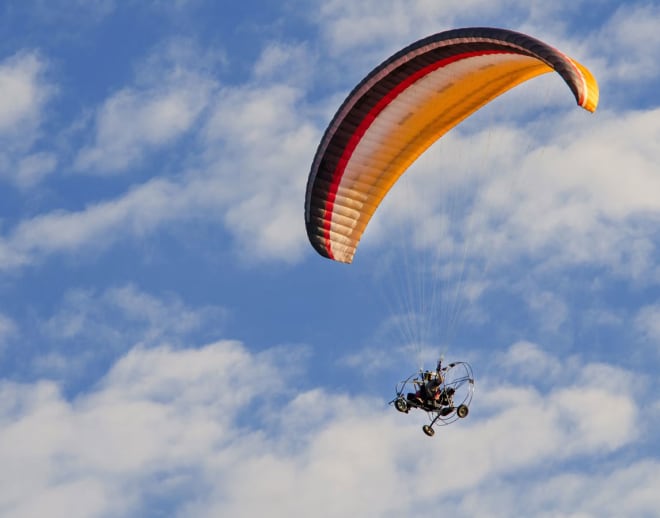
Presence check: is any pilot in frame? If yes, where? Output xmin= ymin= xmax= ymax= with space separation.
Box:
xmin=408 ymin=361 xmax=445 ymax=405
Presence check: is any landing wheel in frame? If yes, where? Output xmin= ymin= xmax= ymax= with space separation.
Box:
xmin=394 ymin=397 xmax=408 ymax=413
xmin=422 ymin=424 xmax=435 ymax=437
xmin=457 ymin=404 xmax=469 ymax=418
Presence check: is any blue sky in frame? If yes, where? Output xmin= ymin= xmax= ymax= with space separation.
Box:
xmin=1 ymin=1 xmax=659 ymax=516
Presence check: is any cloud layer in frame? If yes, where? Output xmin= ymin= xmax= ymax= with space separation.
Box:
xmin=0 ymin=340 xmax=656 ymax=517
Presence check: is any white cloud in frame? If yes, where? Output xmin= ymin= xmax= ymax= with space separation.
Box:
xmin=1 ymin=1 xmax=658 ymax=275
xmin=29 ymin=283 xmax=226 ymax=381
xmin=43 ymin=284 xmax=225 ymax=343
xmin=496 ymin=341 xmax=564 ymax=381
xmin=525 ymin=290 xmax=569 ymax=332
xmin=0 ymin=341 xmax=301 ymax=517
xmin=0 ymin=313 xmax=17 ymax=352
xmin=2 ymin=177 xmax=183 ymax=268
xmin=0 ymin=52 xmax=48 ymax=133
xmin=15 ymin=151 xmax=57 ymax=188
xmin=314 ymin=0 xmax=496 ymax=56
xmin=363 ymin=106 xmax=660 ymax=284
xmin=0 ymin=339 xmax=654 ymax=517
xmin=457 ymin=459 xmax=660 ymax=518
xmin=200 ymin=81 xmax=319 ymax=263
xmin=0 ymin=51 xmax=55 ymax=187
xmin=253 ymin=42 xmax=315 ymax=88
xmin=634 ymin=304 xmax=660 ymax=353
xmin=0 ymin=45 xmax=318 ymax=270
xmin=74 ymin=84 xmax=211 ymax=174
xmin=0 ymin=124 xmax=310 ymax=269
xmin=311 ymin=0 xmax=595 ymax=59
xmin=493 ymin=109 xmax=660 ymax=275
xmin=5 ymin=0 xmax=116 ymax=27
xmin=595 ymin=3 xmax=660 ymax=82
xmin=74 ymin=41 xmax=218 ymax=174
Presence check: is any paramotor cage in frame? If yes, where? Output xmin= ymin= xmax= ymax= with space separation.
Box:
xmin=390 ymin=361 xmax=475 ymax=436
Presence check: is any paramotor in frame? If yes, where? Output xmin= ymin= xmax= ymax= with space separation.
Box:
xmin=390 ymin=361 xmax=474 ymax=436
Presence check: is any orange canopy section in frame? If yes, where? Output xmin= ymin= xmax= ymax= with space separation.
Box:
xmin=304 ymin=27 xmax=599 ymax=263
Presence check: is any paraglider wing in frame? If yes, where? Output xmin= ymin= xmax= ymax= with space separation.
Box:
xmin=304 ymin=27 xmax=599 ymax=263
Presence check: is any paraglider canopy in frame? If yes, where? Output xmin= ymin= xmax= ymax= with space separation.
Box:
xmin=304 ymin=27 xmax=599 ymax=264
